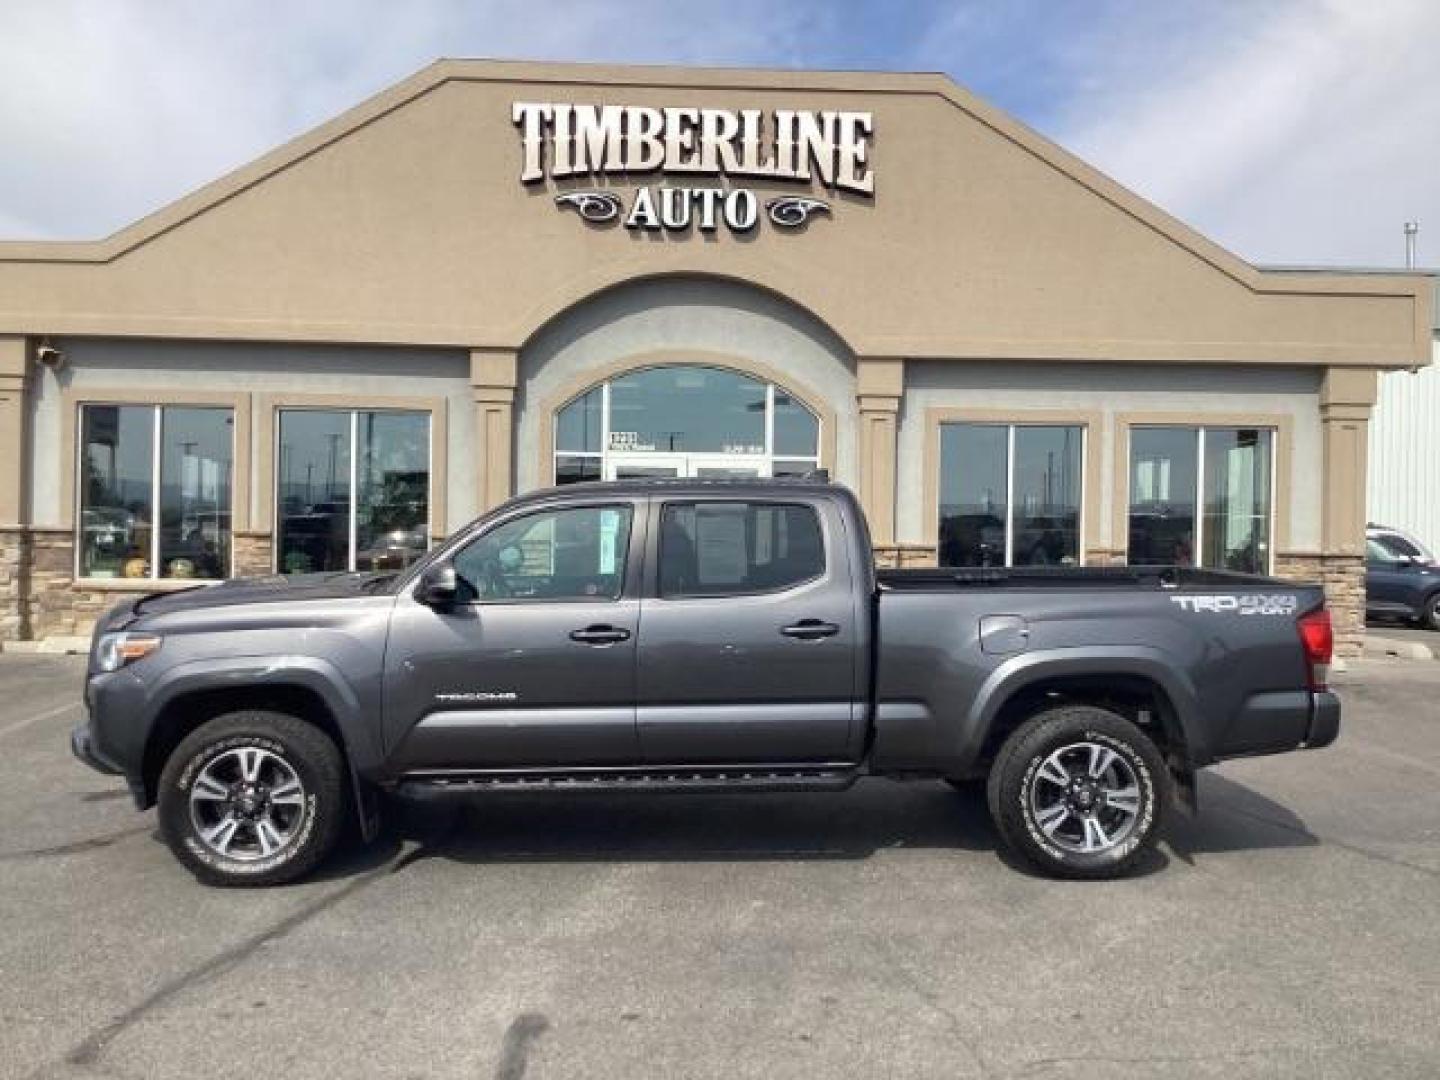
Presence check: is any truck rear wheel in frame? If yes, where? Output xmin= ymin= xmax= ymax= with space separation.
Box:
xmin=157 ymin=710 xmax=346 ymax=887
xmin=987 ymin=705 xmax=1168 ymax=879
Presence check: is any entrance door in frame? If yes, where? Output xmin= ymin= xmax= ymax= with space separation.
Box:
xmin=690 ymin=454 xmax=767 ymax=479
xmin=604 ymin=453 xmax=767 ymax=481
xmin=606 ymin=454 xmax=682 ymax=481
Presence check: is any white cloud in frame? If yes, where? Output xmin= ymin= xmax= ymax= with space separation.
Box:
xmin=0 ymin=0 xmax=820 ymax=240
xmin=2 ymin=0 xmax=1437 ymax=267
xmin=1055 ymin=0 xmax=1440 ymax=266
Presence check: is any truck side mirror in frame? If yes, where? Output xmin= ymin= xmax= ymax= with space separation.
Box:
xmin=417 ymin=562 xmax=459 ymax=607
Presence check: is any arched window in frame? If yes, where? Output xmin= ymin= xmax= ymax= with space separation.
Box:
xmin=553 ymin=365 xmax=820 ymax=483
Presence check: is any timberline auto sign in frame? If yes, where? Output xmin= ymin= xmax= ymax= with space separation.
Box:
xmin=512 ymin=102 xmax=875 ymax=234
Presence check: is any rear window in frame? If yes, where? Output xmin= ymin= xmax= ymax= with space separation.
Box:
xmin=659 ymin=502 xmax=824 ymax=597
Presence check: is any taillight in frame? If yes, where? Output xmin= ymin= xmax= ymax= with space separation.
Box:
xmin=1297 ymin=607 xmax=1333 ymax=691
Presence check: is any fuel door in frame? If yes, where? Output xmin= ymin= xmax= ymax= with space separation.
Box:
xmin=979 ymin=614 xmax=1030 ymax=655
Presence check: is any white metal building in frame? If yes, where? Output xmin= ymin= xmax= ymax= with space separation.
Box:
xmin=1368 ymin=286 xmax=1440 ymax=550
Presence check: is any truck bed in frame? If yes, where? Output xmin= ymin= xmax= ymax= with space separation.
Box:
xmin=877 ymin=565 xmax=1302 ymax=592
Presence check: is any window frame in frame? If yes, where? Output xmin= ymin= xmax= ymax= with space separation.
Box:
xmin=1124 ymin=423 xmax=1279 ymax=575
xmin=931 ymin=419 xmax=1090 ymax=569
xmin=924 ymin=408 xmax=1102 ymax=568
xmin=262 ymin=397 xmax=443 ymax=578
xmin=551 ymin=363 xmax=823 ymax=485
xmin=653 ymin=498 xmax=829 ymax=600
xmin=71 ymin=398 xmax=242 ymax=584
xmin=444 ymin=501 xmax=639 ymax=606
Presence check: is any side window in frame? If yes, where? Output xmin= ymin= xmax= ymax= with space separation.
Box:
xmin=452 ymin=505 xmax=632 ymax=602
xmin=659 ymin=502 xmax=824 ymax=598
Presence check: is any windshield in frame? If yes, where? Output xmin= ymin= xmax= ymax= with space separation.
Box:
xmin=1373 ymin=532 xmax=1430 ymax=561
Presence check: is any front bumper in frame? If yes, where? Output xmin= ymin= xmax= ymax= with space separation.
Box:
xmin=72 ymin=719 xmax=150 ymax=808
xmin=70 ymin=720 xmax=121 ymax=776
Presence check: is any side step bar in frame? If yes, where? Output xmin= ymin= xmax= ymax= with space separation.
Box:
xmin=392 ymin=762 xmax=861 ymax=796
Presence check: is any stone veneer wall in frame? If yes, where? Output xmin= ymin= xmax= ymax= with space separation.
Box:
xmin=27 ymin=528 xmax=114 ymax=641
xmin=1275 ymin=553 xmax=1365 ymax=659
xmin=0 ymin=527 xmax=29 ymax=640
xmin=232 ymin=532 xmax=274 ymax=578
xmin=0 ymin=528 xmax=283 ymax=646
xmin=873 ymin=544 xmax=938 ymax=570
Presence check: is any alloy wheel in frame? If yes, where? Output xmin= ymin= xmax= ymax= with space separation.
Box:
xmin=1028 ymin=741 xmax=1143 ymax=855
xmin=188 ymin=746 xmax=308 ymax=861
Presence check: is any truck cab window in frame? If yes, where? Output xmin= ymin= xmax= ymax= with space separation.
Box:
xmin=453 ymin=505 xmax=632 ymax=601
xmin=659 ymin=502 xmax=823 ymax=597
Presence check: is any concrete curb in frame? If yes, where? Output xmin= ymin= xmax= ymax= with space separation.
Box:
xmin=0 ymin=637 xmax=90 ymax=656
xmin=1363 ymin=634 xmax=1436 ymax=661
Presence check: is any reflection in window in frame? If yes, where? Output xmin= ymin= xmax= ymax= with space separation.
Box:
xmin=159 ymin=408 xmax=234 ymax=580
xmin=1202 ymin=428 xmax=1272 ymax=573
xmin=659 ymin=502 xmax=824 ymax=596
xmin=552 ymin=365 xmax=820 ymax=483
xmin=1127 ymin=427 xmax=1273 ymax=573
xmin=1127 ymin=428 xmax=1198 ymax=566
xmin=453 ymin=505 xmax=632 ymax=601
xmin=277 ymin=409 xmax=430 ymax=575
xmin=610 ymin=366 xmax=766 ymax=453
xmin=357 ymin=412 xmax=430 ymax=572
xmin=938 ymin=423 xmax=1082 ymax=568
xmin=79 ymin=404 xmax=233 ymax=580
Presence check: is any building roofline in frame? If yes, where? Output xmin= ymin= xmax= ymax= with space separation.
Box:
xmin=0 ymin=58 xmax=1426 ymax=309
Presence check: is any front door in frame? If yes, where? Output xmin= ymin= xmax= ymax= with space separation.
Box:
xmin=381 ymin=500 xmax=645 ymax=771
xmin=635 ymin=496 xmax=862 ymax=764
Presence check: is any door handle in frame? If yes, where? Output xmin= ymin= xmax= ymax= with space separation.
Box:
xmin=780 ymin=619 xmax=840 ymax=640
xmin=569 ymin=624 xmax=631 ymax=645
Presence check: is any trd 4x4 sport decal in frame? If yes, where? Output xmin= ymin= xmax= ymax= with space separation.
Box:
xmin=1169 ymin=594 xmax=1299 ymax=616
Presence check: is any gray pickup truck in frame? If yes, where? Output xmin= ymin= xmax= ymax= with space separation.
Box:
xmin=72 ymin=478 xmax=1338 ymax=886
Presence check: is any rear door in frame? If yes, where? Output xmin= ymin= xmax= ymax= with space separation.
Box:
xmin=635 ymin=496 xmax=862 ymax=763
xmin=381 ymin=499 xmax=644 ymax=770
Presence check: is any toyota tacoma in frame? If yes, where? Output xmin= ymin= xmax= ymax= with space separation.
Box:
xmin=72 ymin=478 xmax=1339 ymax=885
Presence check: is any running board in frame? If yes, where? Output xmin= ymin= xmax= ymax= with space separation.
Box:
xmin=392 ymin=762 xmax=861 ymax=796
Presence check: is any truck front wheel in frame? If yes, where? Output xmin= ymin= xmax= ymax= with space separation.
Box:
xmin=987 ymin=705 xmax=1168 ymax=879
xmin=157 ymin=710 xmax=347 ymax=887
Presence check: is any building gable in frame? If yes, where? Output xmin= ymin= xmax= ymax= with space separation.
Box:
xmin=0 ymin=59 xmax=1429 ymax=367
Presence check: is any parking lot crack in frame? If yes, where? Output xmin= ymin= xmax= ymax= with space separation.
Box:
xmin=0 ymin=825 xmax=151 ymax=862
xmin=57 ymin=855 xmax=405 ymax=1071
xmin=1216 ymin=802 xmax=1440 ymax=880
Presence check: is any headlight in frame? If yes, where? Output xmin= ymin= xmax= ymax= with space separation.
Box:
xmin=96 ymin=632 xmax=162 ymax=672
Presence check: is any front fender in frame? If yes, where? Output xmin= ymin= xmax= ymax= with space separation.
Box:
xmin=965 ymin=646 xmax=1208 ymax=767
xmin=143 ymin=654 xmax=381 ymax=770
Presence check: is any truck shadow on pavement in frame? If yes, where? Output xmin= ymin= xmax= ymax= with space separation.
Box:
xmin=328 ymin=772 xmax=1319 ymax=882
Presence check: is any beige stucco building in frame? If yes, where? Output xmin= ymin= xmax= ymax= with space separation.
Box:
xmin=0 ymin=60 xmax=1431 ymax=654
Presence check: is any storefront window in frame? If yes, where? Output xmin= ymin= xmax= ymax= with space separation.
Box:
xmin=1127 ymin=428 xmax=1198 ymax=566
xmin=277 ymin=409 xmax=430 ymax=574
xmin=553 ymin=364 xmax=820 ymax=482
xmin=938 ymin=423 xmax=1083 ymax=567
xmin=79 ymin=404 xmax=233 ymax=580
xmin=1127 ymin=426 xmax=1273 ymax=572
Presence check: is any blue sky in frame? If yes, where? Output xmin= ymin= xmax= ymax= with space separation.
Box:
xmin=2 ymin=0 xmax=1436 ymax=266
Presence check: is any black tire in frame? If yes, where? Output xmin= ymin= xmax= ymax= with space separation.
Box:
xmin=1424 ymin=593 xmax=1440 ymax=633
xmin=157 ymin=710 xmax=347 ymax=887
xmin=986 ymin=705 xmax=1168 ymax=880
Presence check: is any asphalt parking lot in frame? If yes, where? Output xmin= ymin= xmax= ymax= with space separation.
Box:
xmin=2 ymin=655 xmax=1439 ymax=1079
